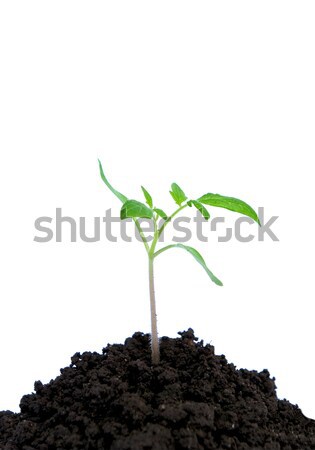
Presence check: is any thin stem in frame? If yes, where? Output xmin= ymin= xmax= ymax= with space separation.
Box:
xmin=147 ymin=204 xmax=188 ymax=364
xmin=149 ymin=256 xmax=160 ymax=364
xmin=133 ymin=218 xmax=150 ymax=253
xmin=157 ymin=204 xmax=188 ymax=238
xmin=148 ymin=215 xmax=160 ymax=257
xmin=153 ymin=244 xmax=175 ymax=258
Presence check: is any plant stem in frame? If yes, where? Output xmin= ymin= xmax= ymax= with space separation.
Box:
xmin=146 ymin=203 xmax=189 ymax=364
xmin=146 ymin=204 xmax=188 ymax=365
xmin=158 ymin=204 xmax=188 ymax=238
xmin=133 ymin=218 xmax=149 ymax=252
xmin=153 ymin=244 xmax=176 ymax=258
xmin=148 ymin=256 xmax=160 ymax=364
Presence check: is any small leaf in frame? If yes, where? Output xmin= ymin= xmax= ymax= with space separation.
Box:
xmin=198 ymin=193 xmax=260 ymax=225
xmin=169 ymin=183 xmax=187 ymax=206
xmin=169 ymin=191 xmax=179 ymax=204
xmin=159 ymin=243 xmax=223 ymax=286
xmin=141 ymin=186 xmax=153 ymax=208
xmin=98 ymin=160 xmax=128 ymax=203
xmin=120 ymin=200 xmax=153 ymax=220
xmin=187 ymin=200 xmax=210 ymax=220
xmin=175 ymin=244 xmax=223 ymax=286
xmin=154 ymin=208 xmax=168 ymax=221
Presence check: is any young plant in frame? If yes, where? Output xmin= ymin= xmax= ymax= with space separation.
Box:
xmin=98 ymin=160 xmax=260 ymax=365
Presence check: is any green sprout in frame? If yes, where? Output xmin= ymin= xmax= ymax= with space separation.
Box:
xmin=98 ymin=160 xmax=260 ymax=365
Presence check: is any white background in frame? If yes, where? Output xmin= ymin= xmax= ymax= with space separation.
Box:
xmin=1 ymin=1 xmax=314 ymax=420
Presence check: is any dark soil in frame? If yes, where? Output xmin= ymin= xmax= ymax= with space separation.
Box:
xmin=1 ymin=329 xmax=314 ymax=450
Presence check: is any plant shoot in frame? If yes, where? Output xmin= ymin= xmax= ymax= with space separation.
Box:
xmin=98 ymin=160 xmax=260 ymax=364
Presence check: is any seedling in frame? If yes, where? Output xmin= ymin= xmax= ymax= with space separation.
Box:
xmin=98 ymin=160 xmax=260 ymax=364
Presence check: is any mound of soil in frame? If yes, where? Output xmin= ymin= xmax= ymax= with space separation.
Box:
xmin=1 ymin=329 xmax=314 ymax=450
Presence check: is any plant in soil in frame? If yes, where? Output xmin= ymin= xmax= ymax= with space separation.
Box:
xmin=2 ymin=164 xmax=315 ymax=449
xmin=98 ymin=160 xmax=260 ymax=365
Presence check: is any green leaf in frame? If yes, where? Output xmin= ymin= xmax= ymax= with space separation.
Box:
xmin=175 ymin=244 xmax=223 ymax=286
xmin=162 ymin=244 xmax=223 ymax=286
xmin=154 ymin=208 xmax=168 ymax=220
xmin=141 ymin=186 xmax=153 ymax=208
xmin=120 ymin=200 xmax=153 ymax=220
xmin=98 ymin=160 xmax=128 ymax=203
xmin=187 ymin=200 xmax=210 ymax=220
xmin=197 ymin=193 xmax=260 ymax=225
xmin=169 ymin=183 xmax=187 ymax=206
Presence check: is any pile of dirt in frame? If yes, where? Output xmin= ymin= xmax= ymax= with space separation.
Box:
xmin=1 ymin=329 xmax=314 ymax=449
